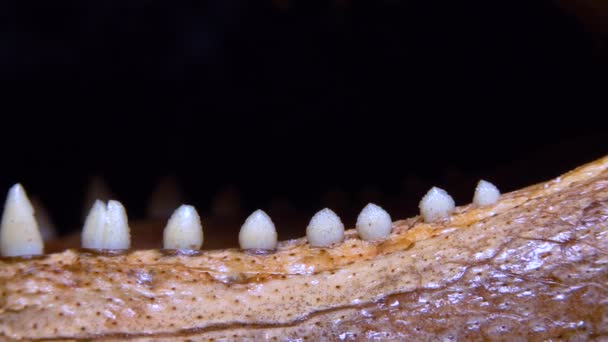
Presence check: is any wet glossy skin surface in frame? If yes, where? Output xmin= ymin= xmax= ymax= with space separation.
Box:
xmin=1 ymin=157 xmax=608 ymax=340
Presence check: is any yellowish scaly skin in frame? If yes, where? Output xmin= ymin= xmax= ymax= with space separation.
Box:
xmin=1 ymin=156 xmax=608 ymax=340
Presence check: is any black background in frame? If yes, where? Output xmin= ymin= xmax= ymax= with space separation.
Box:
xmin=1 ymin=0 xmax=607 ymax=235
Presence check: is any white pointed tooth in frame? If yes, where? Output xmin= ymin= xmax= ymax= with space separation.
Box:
xmin=0 ymin=184 xmax=44 ymax=257
xmin=419 ymin=186 xmax=455 ymax=223
xmin=81 ymin=200 xmax=131 ymax=249
xmin=356 ymin=203 xmax=392 ymax=241
xmin=473 ymin=180 xmax=500 ymax=206
xmin=306 ymin=208 xmax=345 ymax=247
xmin=163 ymin=205 xmax=204 ymax=250
xmin=82 ymin=200 xmax=106 ymax=248
xmin=105 ymin=200 xmax=131 ymax=248
xmin=238 ymin=210 xmax=277 ymax=250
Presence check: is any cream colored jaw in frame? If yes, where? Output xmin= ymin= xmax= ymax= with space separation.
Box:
xmin=0 ymin=180 xmax=500 ymax=256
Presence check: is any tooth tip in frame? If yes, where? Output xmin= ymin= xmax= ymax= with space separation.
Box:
xmin=177 ymin=204 xmax=195 ymax=214
xmin=428 ymin=186 xmax=443 ymax=194
xmin=163 ymin=204 xmax=204 ymax=250
xmin=239 ymin=209 xmax=277 ymax=250
xmin=252 ymin=208 xmax=268 ymax=217
xmin=9 ymin=183 xmax=24 ymax=192
xmin=473 ymin=179 xmax=500 ymax=206
xmin=356 ymin=203 xmax=392 ymax=241
xmin=107 ymin=199 xmax=121 ymax=207
xmin=306 ymin=208 xmax=345 ymax=247
xmin=419 ymin=186 xmax=455 ymax=222
xmin=83 ymin=177 xmax=113 ymax=219
xmin=363 ymin=202 xmax=380 ymax=211
xmin=7 ymin=183 xmax=26 ymax=201
xmin=1 ymin=183 xmax=44 ymax=257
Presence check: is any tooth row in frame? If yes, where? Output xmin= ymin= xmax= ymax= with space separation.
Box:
xmin=0 ymin=180 xmax=500 ymax=256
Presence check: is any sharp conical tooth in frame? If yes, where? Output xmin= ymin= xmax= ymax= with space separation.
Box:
xmin=0 ymin=184 xmax=44 ymax=256
xmin=147 ymin=176 xmax=182 ymax=219
xmin=356 ymin=203 xmax=392 ymax=241
xmin=306 ymin=208 xmax=344 ymax=247
xmin=419 ymin=186 xmax=455 ymax=222
xmin=81 ymin=200 xmax=131 ymax=249
xmin=82 ymin=200 xmax=106 ymax=248
xmin=473 ymin=180 xmax=500 ymax=206
xmin=238 ymin=210 xmax=277 ymax=250
xmin=163 ymin=205 xmax=203 ymax=250
xmin=105 ymin=200 xmax=130 ymax=248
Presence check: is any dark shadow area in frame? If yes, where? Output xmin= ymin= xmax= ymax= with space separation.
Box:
xmin=1 ymin=0 xmax=606 ymax=238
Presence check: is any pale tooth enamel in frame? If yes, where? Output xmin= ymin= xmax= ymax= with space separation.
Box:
xmin=0 ymin=184 xmax=44 ymax=257
xmin=81 ymin=200 xmax=131 ymax=249
xmin=306 ymin=208 xmax=345 ymax=247
xmin=238 ymin=210 xmax=277 ymax=250
xmin=82 ymin=200 xmax=106 ymax=248
xmin=473 ymin=180 xmax=501 ymax=206
xmin=356 ymin=203 xmax=392 ymax=241
xmin=163 ymin=205 xmax=204 ymax=250
xmin=419 ymin=186 xmax=455 ymax=222
xmin=106 ymin=200 xmax=131 ymax=248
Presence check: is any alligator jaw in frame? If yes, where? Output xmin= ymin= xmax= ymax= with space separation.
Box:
xmin=1 ymin=156 xmax=608 ymax=340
